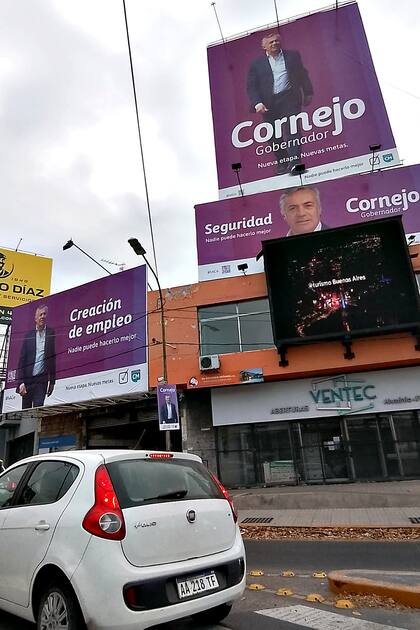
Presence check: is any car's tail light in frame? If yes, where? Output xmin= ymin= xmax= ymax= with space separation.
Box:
xmin=124 ymin=585 xmax=144 ymax=610
xmin=210 ymin=471 xmax=238 ymax=523
xmin=82 ymin=465 xmax=126 ymax=540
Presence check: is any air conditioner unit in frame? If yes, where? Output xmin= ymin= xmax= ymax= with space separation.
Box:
xmin=199 ymin=354 xmax=220 ymax=371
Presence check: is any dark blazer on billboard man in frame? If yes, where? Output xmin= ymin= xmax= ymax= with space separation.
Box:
xmin=16 ymin=326 xmax=56 ymax=389
xmin=247 ymin=49 xmax=313 ymax=112
xmin=320 ymin=222 xmax=330 ymax=231
xmin=159 ymin=402 xmax=178 ymax=424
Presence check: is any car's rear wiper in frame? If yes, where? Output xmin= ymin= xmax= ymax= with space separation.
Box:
xmin=144 ymin=489 xmax=188 ymax=501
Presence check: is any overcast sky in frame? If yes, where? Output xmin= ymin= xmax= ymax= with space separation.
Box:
xmin=0 ymin=0 xmax=418 ymax=294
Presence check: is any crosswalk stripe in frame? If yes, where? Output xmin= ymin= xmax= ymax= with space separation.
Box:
xmin=256 ymin=605 xmax=405 ymax=629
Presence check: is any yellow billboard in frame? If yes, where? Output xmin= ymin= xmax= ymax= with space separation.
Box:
xmin=0 ymin=248 xmax=52 ymax=324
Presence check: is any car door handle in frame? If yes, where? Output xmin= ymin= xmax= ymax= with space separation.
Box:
xmin=35 ymin=521 xmax=50 ymax=531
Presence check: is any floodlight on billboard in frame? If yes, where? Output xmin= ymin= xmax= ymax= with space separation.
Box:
xmin=263 ymin=217 xmax=420 ymax=352
xmin=2 ymin=265 xmax=148 ymax=413
xmin=195 ymin=164 xmax=420 ymax=281
xmin=0 ymin=248 xmax=52 ymax=324
xmin=207 ymin=3 xmax=399 ymax=198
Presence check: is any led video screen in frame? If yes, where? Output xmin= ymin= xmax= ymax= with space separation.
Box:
xmin=263 ymin=217 xmax=420 ymax=346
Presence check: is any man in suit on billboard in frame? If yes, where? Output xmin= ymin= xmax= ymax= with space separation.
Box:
xmin=16 ymin=304 xmax=56 ymax=409
xmin=159 ymin=394 xmax=178 ymax=425
xmin=247 ymin=32 xmax=313 ymax=173
xmin=280 ymin=186 xmax=329 ymax=236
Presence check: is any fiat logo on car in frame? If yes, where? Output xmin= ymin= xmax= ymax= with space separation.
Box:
xmin=186 ymin=509 xmax=196 ymax=523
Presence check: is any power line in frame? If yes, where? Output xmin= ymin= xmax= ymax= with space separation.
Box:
xmin=122 ymin=0 xmax=159 ymax=277
xmin=28 ymin=328 xmax=413 ymax=379
xmin=7 ymin=303 xmax=271 ymax=343
xmin=4 ymin=319 xmax=414 ymax=383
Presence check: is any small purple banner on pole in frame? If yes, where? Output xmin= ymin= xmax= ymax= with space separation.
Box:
xmin=157 ymin=384 xmax=180 ymax=431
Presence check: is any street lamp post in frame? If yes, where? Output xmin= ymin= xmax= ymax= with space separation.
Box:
xmin=128 ymin=238 xmax=170 ymax=450
xmin=63 ymin=239 xmax=112 ymax=276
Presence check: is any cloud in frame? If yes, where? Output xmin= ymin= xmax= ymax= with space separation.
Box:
xmin=0 ymin=0 xmax=417 ymax=297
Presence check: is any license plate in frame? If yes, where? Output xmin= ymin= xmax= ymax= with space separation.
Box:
xmin=176 ymin=571 xmax=219 ymax=599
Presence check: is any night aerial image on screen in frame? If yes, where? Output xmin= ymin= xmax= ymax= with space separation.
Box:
xmin=287 ymin=231 xmax=400 ymax=338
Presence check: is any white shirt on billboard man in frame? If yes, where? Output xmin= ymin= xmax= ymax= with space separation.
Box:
xmin=160 ymin=394 xmax=178 ymax=424
xmin=279 ymin=186 xmax=329 ymax=236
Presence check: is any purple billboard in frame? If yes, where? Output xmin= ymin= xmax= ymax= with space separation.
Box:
xmin=2 ymin=266 xmax=148 ymax=412
xmin=196 ymin=164 xmax=420 ymax=281
xmin=207 ymin=3 xmax=399 ymax=199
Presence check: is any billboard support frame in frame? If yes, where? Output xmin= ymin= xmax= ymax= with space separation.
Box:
xmin=343 ymin=336 xmax=355 ymax=360
xmin=279 ymin=345 xmax=289 ymax=367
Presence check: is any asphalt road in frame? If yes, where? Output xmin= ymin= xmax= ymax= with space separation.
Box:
xmin=245 ymin=539 xmax=420 ymax=572
xmin=1 ymin=541 xmax=420 ymax=630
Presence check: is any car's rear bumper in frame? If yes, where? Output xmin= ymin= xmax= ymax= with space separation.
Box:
xmin=123 ymin=556 xmax=244 ymax=611
xmin=71 ymin=528 xmax=246 ymax=630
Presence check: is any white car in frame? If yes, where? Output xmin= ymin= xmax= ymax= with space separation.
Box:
xmin=0 ymin=449 xmax=246 ymax=629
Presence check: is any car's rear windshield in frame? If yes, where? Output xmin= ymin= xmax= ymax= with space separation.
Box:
xmin=106 ymin=458 xmax=223 ymax=509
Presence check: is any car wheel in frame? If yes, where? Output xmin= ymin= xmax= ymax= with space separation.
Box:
xmin=193 ymin=602 xmax=233 ymax=624
xmin=37 ymin=583 xmax=86 ymax=630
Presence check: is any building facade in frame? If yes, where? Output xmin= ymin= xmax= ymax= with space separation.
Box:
xmin=2 ymin=246 xmax=420 ymax=487
xmin=153 ymin=245 xmax=420 ymax=486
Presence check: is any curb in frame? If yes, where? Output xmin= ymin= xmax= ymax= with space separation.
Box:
xmin=239 ymin=522 xmax=420 ymax=529
xmin=328 ymin=569 xmax=420 ymax=608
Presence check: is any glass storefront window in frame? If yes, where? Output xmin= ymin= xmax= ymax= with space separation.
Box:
xmin=237 ymin=299 xmax=269 ymax=314
xmin=254 ymin=423 xmax=295 ymax=484
xmin=215 ymin=412 xmax=420 ymax=488
xmin=200 ymin=318 xmax=240 ymax=355
xmin=199 ymin=304 xmax=238 ymax=319
xmin=392 ymin=413 xmax=420 ymax=477
xmin=377 ymin=415 xmax=400 ymax=478
xmin=240 ymin=313 xmax=274 ymax=351
xmin=217 ymin=425 xmax=256 ymax=487
xmin=299 ymin=420 xmax=348 ymax=482
xmin=346 ymin=416 xmax=385 ymax=479
xmin=300 ymin=423 xmax=324 ymax=482
xmin=199 ymin=299 xmax=274 ymax=356
xmin=393 ymin=413 xmax=420 ymax=441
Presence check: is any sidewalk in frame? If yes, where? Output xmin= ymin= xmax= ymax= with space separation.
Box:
xmin=235 ymin=481 xmax=420 ymax=606
xmin=232 ymin=480 xmax=420 ymax=528
xmin=238 ymin=507 xmax=420 ymax=528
